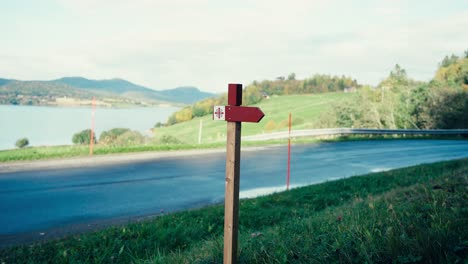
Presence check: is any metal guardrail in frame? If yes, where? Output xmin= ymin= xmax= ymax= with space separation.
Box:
xmin=242 ymin=128 xmax=468 ymax=141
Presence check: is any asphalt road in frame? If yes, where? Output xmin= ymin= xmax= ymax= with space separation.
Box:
xmin=0 ymin=140 xmax=467 ymax=246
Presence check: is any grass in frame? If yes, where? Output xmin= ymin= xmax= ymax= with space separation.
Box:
xmin=0 ymin=143 xmax=223 ymax=162
xmin=2 ymin=134 xmax=464 ymax=163
xmin=153 ymin=93 xmax=353 ymax=144
xmin=1 ymin=158 xmax=467 ymax=263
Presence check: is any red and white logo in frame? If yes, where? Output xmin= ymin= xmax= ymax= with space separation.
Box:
xmin=213 ymin=106 xmax=225 ymax=121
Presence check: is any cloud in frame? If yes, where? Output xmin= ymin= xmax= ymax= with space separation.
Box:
xmin=1 ymin=0 xmax=467 ymax=91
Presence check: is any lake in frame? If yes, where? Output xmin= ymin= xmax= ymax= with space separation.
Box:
xmin=0 ymin=105 xmax=179 ymax=150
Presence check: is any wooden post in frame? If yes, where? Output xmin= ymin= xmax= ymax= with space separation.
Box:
xmin=214 ymin=83 xmax=264 ymax=263
xmin=224 ymin=83 xmax=242 ymax=264
xmin=89 ymin=97 xmax=96 ymax=156
xmin=198 ymin=119 xmax=203 ymax=144
xmin=287 ymin=112 xmax=291 ymax=190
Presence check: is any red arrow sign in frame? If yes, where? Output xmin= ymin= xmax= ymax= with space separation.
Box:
xmin=220 ymin=83 xmax=265 ymax=263
xmin=225 ymin=106 xmax=265 ymax=123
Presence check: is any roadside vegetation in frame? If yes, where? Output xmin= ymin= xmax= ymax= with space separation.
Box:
xmin=14 ymin=138 xmax=29 ymax=149
xmin=317 ymin=61 xmax=467 ymax=130
xmin=2 ymin=135 xmax=464 ymax=163
xmin=1 ymin=158 xmax=466 ymax=263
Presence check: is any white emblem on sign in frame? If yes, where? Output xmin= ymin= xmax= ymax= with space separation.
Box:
xmin=213 ymin=106 xmax=225 ymax=121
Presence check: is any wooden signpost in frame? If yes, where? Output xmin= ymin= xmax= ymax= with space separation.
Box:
xmin=213 ymin=84 xmax=265 ymax=263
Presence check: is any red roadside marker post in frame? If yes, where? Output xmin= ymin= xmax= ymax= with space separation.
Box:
xmin=89 ymin=96 xmax=96 ymax=156
xmin=287 ymin=112 xmax=291 ymax=190
xmin=213 ymin=84 xmax=265 ymax=264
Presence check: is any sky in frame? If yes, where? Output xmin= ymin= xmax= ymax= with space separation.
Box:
xmin=1 ymin=0 xmax=467 ymax=93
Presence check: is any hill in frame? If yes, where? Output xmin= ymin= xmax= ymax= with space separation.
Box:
xmin=153 ymin=92 xmax=354 ymax=144
xmin=0 ymin=77 xmax=215 ymax=106
xmin=0 ymin=78 xmax=12 ymax=86
xmin=159 ymin=86 xmax=216 ymax=104
xmin=54 ymin=77 xmax=153 ymax=94
xmin=0 ymin=80 xmax=113 ymax=106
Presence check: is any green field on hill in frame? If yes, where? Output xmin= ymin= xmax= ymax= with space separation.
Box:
xmin=153 ymin=92 xmax=353 ymax=144
xmin=1 ymin=158 xmax=466 ymax=263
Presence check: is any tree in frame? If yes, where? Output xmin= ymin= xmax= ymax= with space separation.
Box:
xmin=113 ymin=131 xmax=146 ymax=146
xmin=440 ymin=54 xmax=459 ymax=67
xmin=389 ymin=64 xmax=408 ymax=84
xmin=434 ymin=56 xmax=467 ymax=87
xmin=175 ymin=107 xmax=193 ymax=123
xmin=15 ymin=138 xmax=29 ymax=148
xmin=378 ymin=64 xmax=412 ymax=95
xmin=243 ymin=85 xmax=262 ymax=105
xmin=167 ymin=114 xmax=177 ymax=125
xmin=72 ymin=129 xmax=95 ymax=145
xmin=99 ymin=128 xmax=131 ymax=145
xmin=154 ymin=122 xmax=164 ymax=128
xmin=431 ymin=90 xmax=468 ymax=129
xmin=287 ymin=72 xmax=296 ymax=80
xmin=406 ymin=85 xmax=433 ymax=129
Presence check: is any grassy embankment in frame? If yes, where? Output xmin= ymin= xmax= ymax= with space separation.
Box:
xmin=1 ymin=158 xmax=467 ymax=263
xmin=153 ymin=92 xmax=352 ymax=143
xmin=0 ymin=93 xmax=352 ymax=162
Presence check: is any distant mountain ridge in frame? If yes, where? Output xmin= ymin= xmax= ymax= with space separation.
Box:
xmin=0 ymin=77 xmax=215 ymax=106
xmin=0 ymin=78 xmax=12 ymax=86
xmin=159 ymin=86 xmax=215 ymax=104
xmin=54 ymin=77 xmax=153 ymax=94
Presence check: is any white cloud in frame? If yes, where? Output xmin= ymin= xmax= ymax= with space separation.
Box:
xmin=1 ymin=0 xmax=467 ymax=92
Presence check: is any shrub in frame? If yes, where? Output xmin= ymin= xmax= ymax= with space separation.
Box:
xmin=72 ymin=129 xmax=96 ymax=145
xmin=113 ymin=131 xmax=146 ymax=146
xmin=99 ymin=128 xmax=131 ymax=145
xmin=279 ymin=117 xmax=304 ymax=128
xmin=292 ymin=117 xmax=304 ymax=126
xmin=264 ymin=120 xmax=277 ymax=131
xmin=15 ymin=138 xmax=29 ymax=148
xmin=160 ymin=135 xmax=182 ymax=144
xmin=154 ymin=122 xmax=164 ymax=128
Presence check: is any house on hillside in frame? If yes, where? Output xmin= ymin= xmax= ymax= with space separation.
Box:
xmin=344 ymin=87 xmax=357 ymax=93
xmin=262 ymin=93 xmax=270 ymax=99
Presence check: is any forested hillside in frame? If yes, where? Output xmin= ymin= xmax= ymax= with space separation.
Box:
xmin=166 ymin=51 xmax=467 ymax=129
xmin=166 ymin=74 xmax=359 ymax=125
xmin=318 ymin=53 xmax=467 ymax=129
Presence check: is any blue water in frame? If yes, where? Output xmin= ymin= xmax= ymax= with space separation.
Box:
xmin=0 ymin=105 xmax=179 ymax=150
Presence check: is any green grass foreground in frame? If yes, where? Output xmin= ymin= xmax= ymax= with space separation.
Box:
xmin=1 ymin=159 xmax=467 ymax=263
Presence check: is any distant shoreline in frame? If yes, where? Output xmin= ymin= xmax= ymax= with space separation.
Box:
xmin=0 ymin=102 xmax=180 ymax=108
